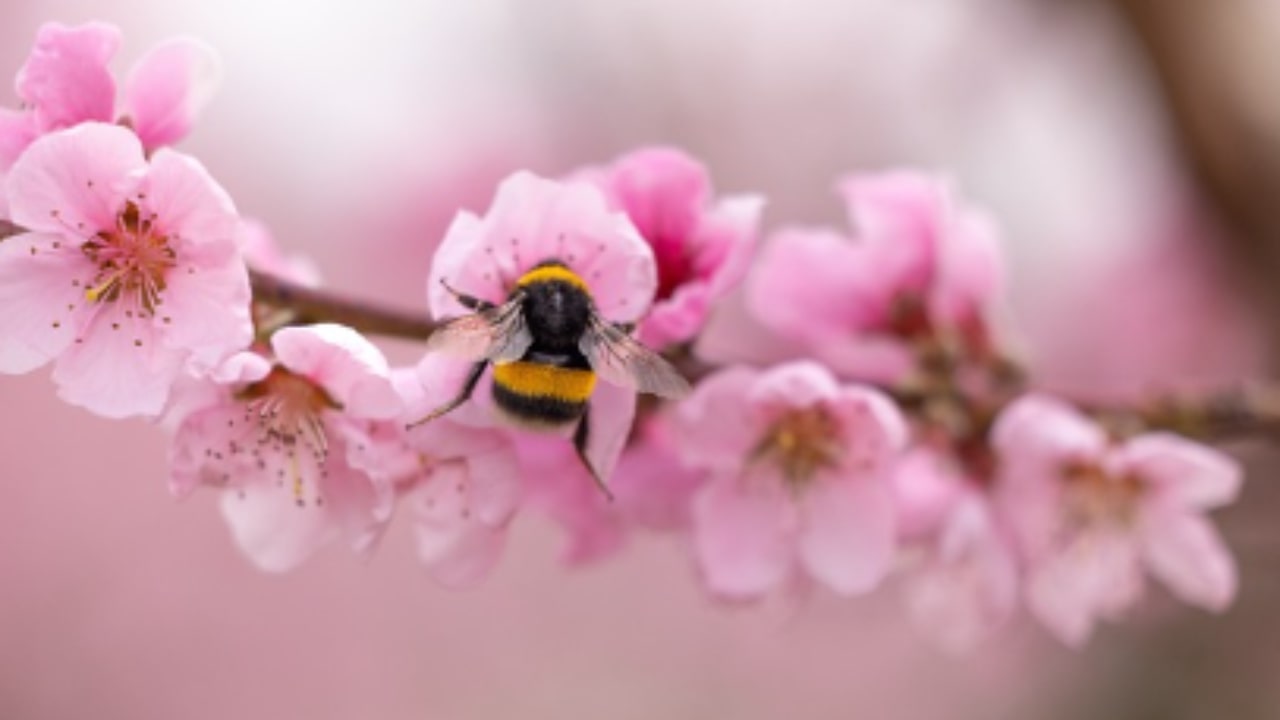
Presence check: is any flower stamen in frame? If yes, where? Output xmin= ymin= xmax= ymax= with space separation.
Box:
xmin=751 ymin=407 xmax=844 ymax=489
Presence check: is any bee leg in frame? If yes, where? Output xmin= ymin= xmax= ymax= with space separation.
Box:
xmin=439 ymin=278 xmax=496 ymax=311
xmin=406 ymin=361 xmax=488 ymax=429
xmin=613 ymin=321 xmax=636 ymax=335
xmin=573 ymin=403 xmax=616 ymax=502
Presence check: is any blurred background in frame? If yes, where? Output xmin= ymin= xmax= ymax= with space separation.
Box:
xmin=2 ymin=0 xmax=1280 ymax=718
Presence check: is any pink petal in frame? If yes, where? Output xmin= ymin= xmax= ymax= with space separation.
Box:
xmin=431 ymin=172 xmax=657 ymax=323
xmin=699 ymin=194 xmax=765 ymax=298
xmin=271 ymin=324 xmax=401 ymax=419
xmin=428 ymin=211 xmax=504 ymax=316
xmin=638 ymin=280 xmax=711 ymax=349
xmin=580 ymin=379 xmax=637 ymax=486
xmin=991 ymin=393 xmax=1108 ymax=478
xmin=15 ymin=22 xmax=120 ymax=132
xmin=412 ymin=461 xmax=510 ymax=587
xmin=158 ymin=251 xmax=252 ymax=373
xmin=122 ymin=38 xmax=221 ymax=149
xmin=220 ymin=459 xmax=337 ymax=572
xmin=6 ymin=123 xmax=145 ymax=236
xmin=692 ymin=474 xmax=793 ymax=598
xmin=51 ymin=308 xmax=183 ymax=418
xmin=0 ymin=233 xmax=89 ymax=373
xmin=1116 ymin=433 xmax=1242 ymax=510
xmin=0 ymin=108 xmax=37 ymax=173
xmin=1139 ymin=507 xmax=1237 ymax=612
xmin=797 ymin=475 xmax=896 ymax=595
xmin=518 ymin=436 xmax=624 ymax=566
xmin=829 ymin=384 xmax=909 ymax=470
xmin=891 ymin=449 xmax=967 ymax=540
xmin=1025 ymin=531 xmax=1143 ymax=647
xmin=604 ymin=147 xmax=708 ymax=248
xmin=905 ymin=498 xmax=1019 ymax=653
xmin=747 ymin=228 xmax=870 ymax=343
xmin=837 ymin=171 xmax=943 ymax=293
xmin=745 ymin=360 xmax=841 ymax=412
xmin=813 ymin=333 xmax=916 ymax=385
xmin=930 ymin=208 xmax=1003 ymax=324
xmin=142 ymin=149 xmax=240 ymax=251
xmin=672 ymin=365 xmax=762 ymax=471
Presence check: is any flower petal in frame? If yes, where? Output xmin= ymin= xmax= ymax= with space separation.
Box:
xmin=122 ymin=38 xmax=221 ymax=149
xmin=159 ymin=251 xmax=252 ymax=373
xmin=15 ymin=22 xmax=120 ymax=132
xmin=142 ymin=148 xmax=240 ymax=252
xmin=580 ymin=379 xmax=636 ymax=486
xmin=51 ymin=308 xmax=183 ymax=418
xmin=991 ymin=393 xmax=1108 ymax=477
xmin=1139 ymin=507 xmax=1237 ymax=612
xmin=672 ymin=365 xmax=761 ymax=471
xmin=413 ymin=461 xmax=510 ymax=587
xmin=6 ymin=122 xmax=145 ymax=236
xmin=271 ymin=324 xmax=401 ymax=419
xmin=692 ymin=474 xmax=793 ymax=598
xmin=0 ymin=233 xmax=89 ymax=373
xmin=747 ymin=228 xmax=872 ymax=343
xmin=1117 ymin=433 xmax=1242 ymax=510
xmin=797 ymin=475 xmax=896 ymax=595
xmin=1025 ymin=531 xmax=1143 ymax=647
xmin=745 ymin=360 xmax=841 ymax=411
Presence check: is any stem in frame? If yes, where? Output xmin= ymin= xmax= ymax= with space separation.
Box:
xmin=248 ymin=268 xmax=1280 ymax=444
xmin=248 ymin=269 xmax=437 ymax=341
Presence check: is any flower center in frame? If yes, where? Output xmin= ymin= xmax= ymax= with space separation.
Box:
xmin=1060 ymin=461 xmax=1145 ymax=529
xmin=752 ymin=407 xmax=844 ymax=488
xmin=236 ymin=367 xmax=342 ymax=505
xmin=81 ymin=201 xmax=176 ymax=315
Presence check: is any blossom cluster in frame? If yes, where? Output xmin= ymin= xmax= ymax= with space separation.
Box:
xmin=0 ymin=23 xmax=1246 ymax=651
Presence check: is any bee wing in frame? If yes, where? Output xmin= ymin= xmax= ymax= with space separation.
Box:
xmin=425 ymin=297 xmax=532 ymax=363
xmin=579 ymin=314 xmax=692 ymax=399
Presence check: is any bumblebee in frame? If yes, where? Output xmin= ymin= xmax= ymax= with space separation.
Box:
xmin=411 ymin=259 xmax=690 ymax=496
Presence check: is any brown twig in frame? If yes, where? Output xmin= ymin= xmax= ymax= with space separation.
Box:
xmin=248 ymin=269 xmax=437 ymax=341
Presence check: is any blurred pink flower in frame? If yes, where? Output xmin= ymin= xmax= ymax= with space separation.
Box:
xmin=169 ymin=324 xmax=403 ymax=572
xmin=0 ymin=123 xmax=250 ymax=417
xmin=674 ymin=361 xmax=906 ymax=599
xmin=1 ymin=23 xmax=220 ymax=220
xmin=992 ymin=394 xmax=1242 ymax=647
xmin=575 ymin=147 xmax=763 ymax=349
xmin=747 ymin=171 xmax=1002 ymax=384
xmin=894 ymin=450 xmax=1018 ymax=653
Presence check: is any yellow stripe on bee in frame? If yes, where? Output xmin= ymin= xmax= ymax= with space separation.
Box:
xmin=493 ymin=361 xmax=597 ymax=403
xmin=516 ymin=264 xmax=590 ymax=293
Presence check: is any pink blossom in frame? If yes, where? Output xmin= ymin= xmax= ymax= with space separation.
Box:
xmin=575 ymin=147 xmax=762 ymax=349
xmin=747 ymin=171 xmax=1002 ymax=384
xmin=169 ymin=324 xmax=403 ymax=572
xmin=0 ymin=23 xmax=219 ymax=219
xmin=992 ymin=393 xmax=1242 ymax=646
xmin=893 ymin=450 xmax=1018 ymax=652
xmin=673 ymin=361 xmax=907 ymax=599
xmin=424 ymin=170 xmax=658 ymax=482
xmin=519 ymin=414 xmax=704 ymax=565
xmin=390 ymin=368 xmax=521 ymax=587
xmin=0 ymin=123 xmax=251 ymax=417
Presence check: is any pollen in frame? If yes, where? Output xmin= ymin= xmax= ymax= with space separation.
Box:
xmin=1060 ymin=461 xmax=1145 ymax=529
xmin=752 ymin=406 xmax=844 ymax=488
xmin=81 ymin=201 xmax=177 ymax=316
